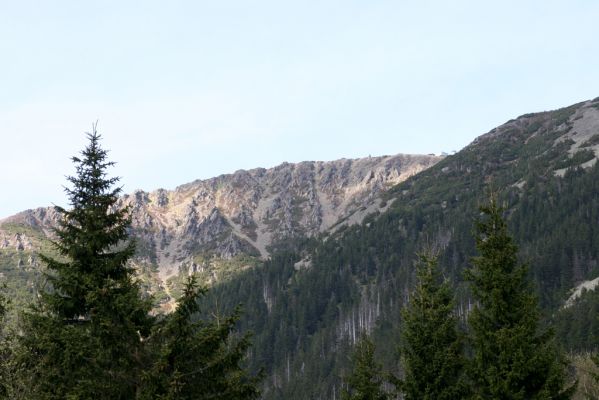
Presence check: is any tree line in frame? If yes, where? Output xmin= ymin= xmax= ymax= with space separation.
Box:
xmin=0 ymin=127 xmax=594 ymax=399
xmin=342 ymin=199 xmax=577 ymax=400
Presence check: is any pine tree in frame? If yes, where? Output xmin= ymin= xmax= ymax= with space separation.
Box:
xmin=0 ymin=289 xmax=8 ymax=399
xmin=465 ymin=198 xmax=576 ymax=400
xmin=138 ymin=275 xmax=261 ymax=400
xmin=397 ymin=253 xmax=468 ymax=400
xmin=16 ymin=128 xmax=153 ymax=399
xmin=341 ymin=334 xmax=389 ymax=400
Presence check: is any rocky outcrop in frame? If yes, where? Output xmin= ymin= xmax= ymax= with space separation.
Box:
xmin=0 ymin=231 xmax=34 ymax=252
xmin=1 ymin=153 xmax=442 ymax=281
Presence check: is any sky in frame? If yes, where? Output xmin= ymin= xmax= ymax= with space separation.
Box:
xmin=1 ymin=0 xmax=599 ymax=218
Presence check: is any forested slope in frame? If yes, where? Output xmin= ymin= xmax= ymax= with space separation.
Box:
xmin=202 ymin=98 xmax=599 ymax=399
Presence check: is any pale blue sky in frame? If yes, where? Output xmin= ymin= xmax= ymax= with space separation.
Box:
xmin=1 ymin=1 xmax=599 ymax=218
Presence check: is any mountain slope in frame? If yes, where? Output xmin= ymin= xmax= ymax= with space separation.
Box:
xmin=3 ymin=98 xmax=599 ymax=398
xmin=197 ymin=97 xmax=599 ymax=399
xmin=0 ymin=153 xmax=441 ymax=308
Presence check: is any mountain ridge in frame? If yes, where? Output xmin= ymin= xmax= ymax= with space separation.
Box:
xmin=189 ymin=96 xmax=599 ymax=399
xmin=2 ymin=97 xmax=599 ymax=398
xmin=0 ymin=152 xmax=442 ymax=286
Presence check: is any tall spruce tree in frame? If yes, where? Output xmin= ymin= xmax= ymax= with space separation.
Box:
xmin=16 ymin=128 xmax=153 ymax=399
xmin=138 ymin=275 xmax=261 ymax=400
xmin=0 ymin=289 xmax=8 ymax=399
xmin=397 ymin=253 xmax=468 ymax=400
xmin=341 ymin=334 xmax=389 ymax=400
xmin=465 ymin=198 xmax=575 ymax=400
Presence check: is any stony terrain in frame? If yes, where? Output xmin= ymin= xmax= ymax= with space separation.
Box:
xmin=0 ymin=153 xmax=442 ymax=285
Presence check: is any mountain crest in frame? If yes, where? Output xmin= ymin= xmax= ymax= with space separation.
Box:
xmin=1 ymin=153 xmax=442 ymax=283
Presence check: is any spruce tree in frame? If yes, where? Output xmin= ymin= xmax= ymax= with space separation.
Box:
xmin=465 ymin=198 xmax=575 ymax=400
xmin=16 ymin=128 xmax=153 ymax=399
xmin=341 ymin=334 xmax=389 ymax=400
xmin=138 ymin=275 xmax=261 ymax=400
xmin=0 ymin=292 xmax=26 ymax=400
xmin=397 ymin=253 xmax=468 ymax=400
xmin=0 ymin=290 xmax=8 ymax=399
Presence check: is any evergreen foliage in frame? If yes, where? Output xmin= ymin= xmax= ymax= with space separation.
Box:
xmin=15 ymin=128 xmax=153 ymax=399
xmin=341 ymin=335 xmax=388 ymax=400
xmin=194 ymin=106 xmax=599 ymax=399
xmin=11 ymin=129 xmax=261 ymax=399
xmin=398 ymin=253 xmax=468 ymax=400
xmin=139 ymin=275 xmax=261 ymax=400
xmin=2 ymin=103 xmax=598 ymax=399
xmin=465 ymin=198 xmax=575 ymax=399
xmin=0 ymin=290 xmax=8 ymax=399
xmin=555 ymin=288 xmax=599 ymax=352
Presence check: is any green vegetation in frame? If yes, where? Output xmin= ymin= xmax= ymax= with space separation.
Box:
xmin=1 ymin=129 xmax=260 ymax=399
xmin=580 ymin=134 xmax=599 ymax=148
xmin=139 ymin=276 xmax=261 ymax=400
xmin=555 ymin=149 xmax=595 ymax=170
xmin=0 ymin=224 xmax=59 ymax=324
xmin=1 ymin=101 xmax=599 ymax=398
xmin=398 ymin=253 xmax=468 ymax=400
xmin=466 ymin=199 xmax=575 ymax=399
xmin=0 ymin=289 xmax=9 ymax=398
xmin=193 ymin=104 xmax=599 ymax=398
xmin=166 ymin=254 xmax=260 ymax=300
xmin=568 ymin=354 xmax=599 ymax=400
xmin=341 ymin=335 xmax=389 ymax=400
xmin=340 ymin=200 xmax=575 ymax=399
xmin=556 ymin=288 xmax=599 ymax=351
xmin=14 ymin=129 xmax=152 ymax=399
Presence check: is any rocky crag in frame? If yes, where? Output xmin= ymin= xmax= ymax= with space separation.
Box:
xmin=0 ymin=153 xmax=442 ymax=288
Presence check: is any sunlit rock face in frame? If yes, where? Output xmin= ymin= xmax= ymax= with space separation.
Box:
xmin=1 ymin=153 xmax=442 ymax=281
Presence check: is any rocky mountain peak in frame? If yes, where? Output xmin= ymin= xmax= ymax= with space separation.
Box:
xmin=1 ymin=152 xmax=442 ymax=283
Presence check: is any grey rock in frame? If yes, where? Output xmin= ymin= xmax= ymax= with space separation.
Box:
xmin=1 ymin=152 xmax=441 ymax=282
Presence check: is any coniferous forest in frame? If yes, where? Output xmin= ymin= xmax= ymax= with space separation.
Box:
xmin=0 ymin=130 xmax=261 ymax=399
xmin=195 ymin=100 xmax=599 ymax=399
xmin=2 ymin=99 xmax=599 ymax=399
xmin=4 ymin=1 xmax=599 ymax=398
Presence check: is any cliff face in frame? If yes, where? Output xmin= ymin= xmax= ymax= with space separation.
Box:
xmin=0 ymin=153 xmax=442 ymax=282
